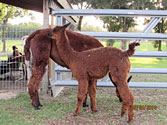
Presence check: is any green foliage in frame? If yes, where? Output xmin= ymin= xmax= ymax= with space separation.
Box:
xmin=143 ymin=1 xmax=167 ymax=51
xmin=0 ymin=3 xmax=32 ymax=23
xmin=81 ymin=23 xmax=103 ymax=32
xmin=0 ymin=3 xmax=33 ymax=52
xmin=88 ymin=0 xmax=136 ymax=31
xmin=130 ymin=0 xmax=156 ymax=10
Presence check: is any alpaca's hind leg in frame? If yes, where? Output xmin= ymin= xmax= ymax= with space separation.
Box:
xmin=83 ymin=93 xmax=89 ymax=107
xmin=113 ymin=78 xmax=134 ymax=123
xmin=74 ymin=79 xmax=89 ymax=116
xmin=118 ymin=84 xmax=134 ymax=123
xmin=88 ymin=79 xmax=97 ymax=113
xmin=83 ymin=79 xmax=92 ymax=108
xmin=109 ymin=73 xmax=122 ymax=102
xmin=28 ymin=65 xmax=47 ymax=109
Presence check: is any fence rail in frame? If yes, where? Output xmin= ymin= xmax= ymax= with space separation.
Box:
xmin=52 ymin=9 xmax=167 ymax=89
xmin=78 ymin=32 xmax=167 ymax=40
xmin=51 ymin=80 xmax=167 ymax=88
xmin=55 ymin=66 xmax=167 ymax=75
xmin=53 ymin=9 xmax=167 ymax=17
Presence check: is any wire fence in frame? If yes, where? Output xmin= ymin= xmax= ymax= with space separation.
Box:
xmin=0 ymin=23 xmax=41 ymax=91
xmin=0 ymin=54 xmax=27 ymax=91
xmin=0 ymin=23 xmax=41 ymax=40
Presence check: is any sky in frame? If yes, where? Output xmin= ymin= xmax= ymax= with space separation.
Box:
xmin=9 ymin=11 xmax=43 ymax=25
xmin=8 ymin=10 xmax=145 ymax=32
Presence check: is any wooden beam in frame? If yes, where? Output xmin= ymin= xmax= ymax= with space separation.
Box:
xmin=41 ymin=0 xmax=49 ymax=94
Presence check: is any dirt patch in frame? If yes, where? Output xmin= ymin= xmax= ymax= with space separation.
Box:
xmin=0 ymin=90 xmax=18 ymax=99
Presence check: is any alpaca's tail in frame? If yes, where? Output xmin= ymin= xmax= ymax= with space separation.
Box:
xmin=126 ymin=42 xmax=140 ymax=57
xmin=24 ymin=30 xmax=41 ymax=60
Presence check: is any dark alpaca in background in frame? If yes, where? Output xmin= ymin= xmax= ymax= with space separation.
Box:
xmin=48 ymin=23 xmax=140 ymax=123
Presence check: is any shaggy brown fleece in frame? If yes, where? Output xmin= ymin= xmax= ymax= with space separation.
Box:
xmin=49 ymin=23 xmax=140 ymax=123
xmin=24 ymin=28 xmax=103 ymax=109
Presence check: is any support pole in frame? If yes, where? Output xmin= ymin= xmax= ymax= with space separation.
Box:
xmin=41 ymin=0 xmax=49 ymax=94
xmin=51 ymin=15 xmax=64 ymax=97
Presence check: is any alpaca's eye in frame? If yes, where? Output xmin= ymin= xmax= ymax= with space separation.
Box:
xmin=53 ymin=29 xmax=59 ymax=33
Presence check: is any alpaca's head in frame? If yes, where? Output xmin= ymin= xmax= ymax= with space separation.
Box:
xmin=48 ymin=23 xmax=71 ymax=42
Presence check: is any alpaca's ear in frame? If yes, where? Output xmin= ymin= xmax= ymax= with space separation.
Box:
xmin=62 ymin=22 xmax=71 ymax=31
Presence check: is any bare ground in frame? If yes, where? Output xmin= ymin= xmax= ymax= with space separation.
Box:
xmin=0 ymin=90 xmax=19 ymax=99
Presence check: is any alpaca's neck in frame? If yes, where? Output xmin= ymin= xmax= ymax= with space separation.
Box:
xmin=56 ymin=31 xmax=77 ymax=66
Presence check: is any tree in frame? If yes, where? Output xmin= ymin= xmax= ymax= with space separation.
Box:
xmin=152 ymin=1 xmax=167 ymax=51
xmin=154 ymin=18 xmax=167 ymax=51
xmin=0 ymin=3 xmax=32 ymax=52
xmin=68 ymin=0 xmax=91 ymax=31
xmin=88 ymin=0 xmax=137 ymax=49
xmin=82 ymin=22 xmax=103 ymax=32
xmin=143 ymin=0 xmax=167 ymax=51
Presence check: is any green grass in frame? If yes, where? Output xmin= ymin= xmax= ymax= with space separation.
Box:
xmin=1 ymin=88 xmax=167 ymax=124
xmin=130 ymin=58 xmax=167 ymax=68
xmin=101 ymin=41 xmax=167 ymax=68
xmin=111 ymin=41 xmax=167 ymax=51
xmin=0 ymin=93 xmax=76 ymax=125
xmin=0 ymin=40 xmax=23 ymax=53
xmin=0 ymin=40 xmax=23 ymax=60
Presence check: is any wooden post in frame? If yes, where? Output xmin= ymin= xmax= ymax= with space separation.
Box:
xmin=49 ymin=16 xmax=54 ymax=79
xmin=41 ymin=0 xmax=49 ymax=94
xmin=43 ymin=0 xmax=49 ymax=28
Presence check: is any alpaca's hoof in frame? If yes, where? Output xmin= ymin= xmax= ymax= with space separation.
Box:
xmin=119 ymin=98 xmax=123 ymax=102
xmin=92 ymin=110 xmax=98 ymax=114
xmin=127 ymin=118 xmax=133 ymax=123
xmin=73 ymin=113 xmax=79 ymax=116
xmin=39 ymin=104 xmax=43 ymax=107
xmin=83 ymin=103 xmax=89 ymax=107
xmin=34 ymin=106 xmax=40 ymax=110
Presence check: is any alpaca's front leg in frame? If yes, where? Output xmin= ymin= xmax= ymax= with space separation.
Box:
xmin=28 ymin=66 xmax=47 ymax=110
xmin=88 ymin=79 xmax=97 ymax=113
xmin=74 ymin=79 xmax=88 ymax=116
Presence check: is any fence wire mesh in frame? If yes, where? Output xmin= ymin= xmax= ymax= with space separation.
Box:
xmin=0 ymin=23 xmax=41 ymax=91
xmin=0 ymin=54 xmax=27 ymax=91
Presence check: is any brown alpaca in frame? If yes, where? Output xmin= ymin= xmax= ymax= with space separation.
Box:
xmin=48 ymin=23 xmax=140 ymax=123
xmin=24 ymin=27 xmax=127 ymax=110
xmin=24 ymin=27 xmax=103 ymax=109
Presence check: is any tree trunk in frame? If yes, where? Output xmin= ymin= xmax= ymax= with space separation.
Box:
xmin=121 ymin=17 xmax=127 ymax=50
xmin=158 ymin=40 xmax=162 ymax=51
xmin=110 ymin=39 xmax=115 ymax=46
xmin=77 ymin=16 xmax=83 ymax=31
xmin=2 ymin=20 xmax=7 ymax=52
xmin=121 ymin=41 xmax=127 ymax=50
